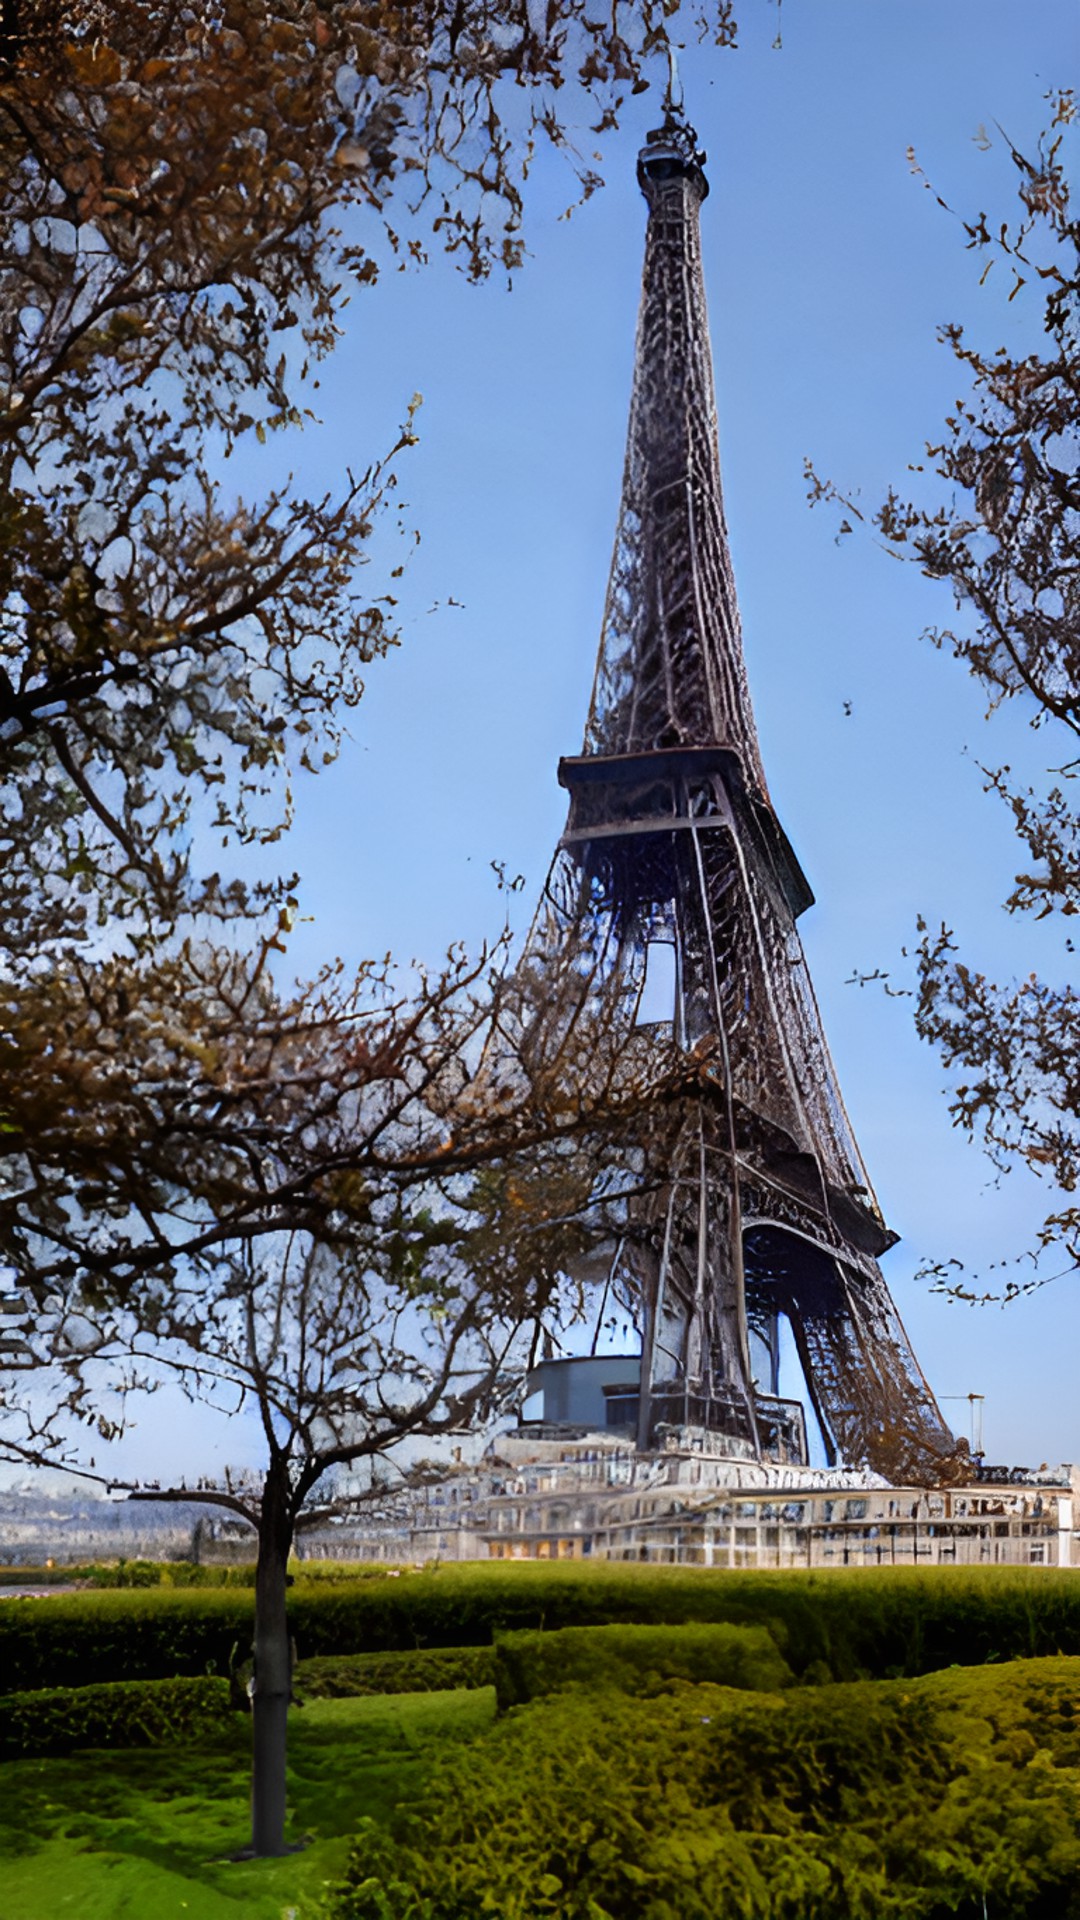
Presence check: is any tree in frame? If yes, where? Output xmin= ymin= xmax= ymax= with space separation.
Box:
xmin=6 ymin=968 xmax=676 ymax=1856
xmin=0 ymin=0 xmax=738 ymax=1857
xmin=0 ymin=0 xmax=711 ymax=1373
xmin=1 ymin=881 xmax=693 ymax=1862
xmin=807 ymin=90 xmax=1079 ymax=1299
xmin=1 ymin=921 xmax=691 ymax=1856
xmin=0 ymin=0 xmax=748 ymax=1279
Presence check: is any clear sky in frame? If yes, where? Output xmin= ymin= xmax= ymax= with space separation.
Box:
xmin=46 ymin=0 xmax=1079 ymax=1487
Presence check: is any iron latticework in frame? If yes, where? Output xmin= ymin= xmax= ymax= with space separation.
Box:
xmin=524 ymin=114 xmax=954 ymax=1481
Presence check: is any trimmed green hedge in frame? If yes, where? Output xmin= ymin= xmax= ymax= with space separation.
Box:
xmin=493 ymin=1621 xmax=793 ymax=1710
xmin=5 ymin=1563 xmax=1080 ymax=1694
xmin=0 ymin=1558 xmax=398 ymax=1589
xmin=0 ymin=1675 xmax=234 ymax=1759
xmin=291 ymin=1562 xmax=1080 ymax=1685
xmin=0 ymin=1588 xmax=253 ymax=1691
xmin=79 ymin=1559 xmax=396 ymax=1589
xmin=298 ymin=1646 xmax=496 ymax=1699
xmin=0 ymin=1560 xmax=234 ymax=1589
xmin=50 ymin=1560 xmax=253 ymax=1589
xmin=334 ymin=1655 xmax=1080 ymax=1920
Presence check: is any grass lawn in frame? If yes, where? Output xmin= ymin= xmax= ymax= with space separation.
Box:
xmin=0 ymin=1688 xmax=495 ymax=1919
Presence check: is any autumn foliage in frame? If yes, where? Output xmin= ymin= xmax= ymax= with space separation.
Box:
xmin=0 ymin=1 xmax=717 ymax=1854
xmin=809 ymin=92 xmax=1079 ymax=1298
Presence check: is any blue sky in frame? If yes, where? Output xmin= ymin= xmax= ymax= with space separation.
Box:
xmin=51 ymin=0 xmax=1079 ymax=1486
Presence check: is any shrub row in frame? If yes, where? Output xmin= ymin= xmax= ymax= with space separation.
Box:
xmin=0 ymin=1564 xmax=102 ymax=1588
xmin=77 ymin=1558 xmax=398 ymax=1589
xmin=0 ymin=1675 xmax=235 ymax=1760
xmin=298 ymin=1645 xmax=496 ymax=1699
xmin=290 ymin=1561 xmax=1080 ymax=1683
xmin=5 ymin=1562 xmax=1080 ymax=1693
xmin=0 ymin=1587 xmax=253 ymax=1691
xmin=0 ymin=1560 xmax=251 ymax=1588
xmin=0 ymin=1558 xmax=399 ymax=1589
xmin=493 ymin=1621 xmax=793 ymax=1710
xmin=67 ymin=1560 xmax=254 ymax=1589
xmin=334 ymin=1654 xmax=1080 ymax=1920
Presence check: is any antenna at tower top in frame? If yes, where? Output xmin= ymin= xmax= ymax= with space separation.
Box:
xmin=663 ymin=42 xmax=684 ymax=120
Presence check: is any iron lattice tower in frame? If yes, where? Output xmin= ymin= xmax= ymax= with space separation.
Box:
xmin=525 ymin=115 xmax=954 ymax=1481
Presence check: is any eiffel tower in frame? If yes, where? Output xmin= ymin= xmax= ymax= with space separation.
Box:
xmin=521 ymin=111 xmax=955 ymax=1483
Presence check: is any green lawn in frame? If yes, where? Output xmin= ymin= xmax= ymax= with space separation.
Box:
xmin=0 ymin=1689 xmax=494 ymax=1920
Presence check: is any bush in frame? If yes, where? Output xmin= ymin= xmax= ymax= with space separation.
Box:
xmin=79 ymin=1559 xmax=169 ymax=1587
xmin=0 ymin=1560 xmax=255 ymax=1589
xmin=286 ymin=1562 xmax=1080 ymax=1684
xmin=83 ymin=1559 xmax=401 ymax=1589
xmin=0 ymin=1588 xmax=254 ymax=1691
xmin=0 ymin=1675 xmax=235 ymax=1759
xmin=0 ymin=1558 xmax=402 ymax=1590
xmin=493 ymin=1621 xmax=793 ymax=1710
xmin=6 ymin=1563 xmax=1080 ymax=1694
xmin=0 ymin=1564 xmax=96 ymax=1587
xmin=334 ymin=1656 xmax=1080 ymax=1920
xmin=298 ymin=1646 xmax=496 ymax=1699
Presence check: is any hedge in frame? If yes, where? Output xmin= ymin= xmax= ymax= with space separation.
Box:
xmin=0 ymin=1560 xmax=241 ymax=1589
xmin=45 ymin=1560 xmax=253 ymax=1589
xmin=298 ymin=1646 xmax=496 ymax=1699
xmin=334 ymin=1655 xmax=1080 ymax=1920
xmin=288 ymin=1562 xmax=1080 ymax=1683
xmin=493 ymin=1621 xmax=793 ymax=1710
xmin=0 ymin=1558 xmax=398 ymax=1589
xmin=0 ymin=1675 xmax=235 ymax=1760
xmin=5 ymin=1563 xmax=1080 ymax=1694
xmin=0 ymin=1587 xmax=254 ymax=1691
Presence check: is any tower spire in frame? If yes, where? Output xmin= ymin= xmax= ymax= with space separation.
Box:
xmin=585 ymin=107 xmax=769 ymax=800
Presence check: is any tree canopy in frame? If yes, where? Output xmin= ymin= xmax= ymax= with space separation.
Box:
xmin=1 ymin=0 xmax=744 ymax=1295
xmin=0 ymin=0 xmax=740 ymax=1853
xmin=809 ymin=89 xmax=1079 ymax=1300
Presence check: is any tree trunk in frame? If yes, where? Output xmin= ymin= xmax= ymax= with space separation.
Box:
xmin=250 ymin=1456 xmax=295 ymax=1857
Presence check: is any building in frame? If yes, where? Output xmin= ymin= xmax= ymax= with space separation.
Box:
xmin=476 ymin=1435 xmax=1077 ymax=1570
